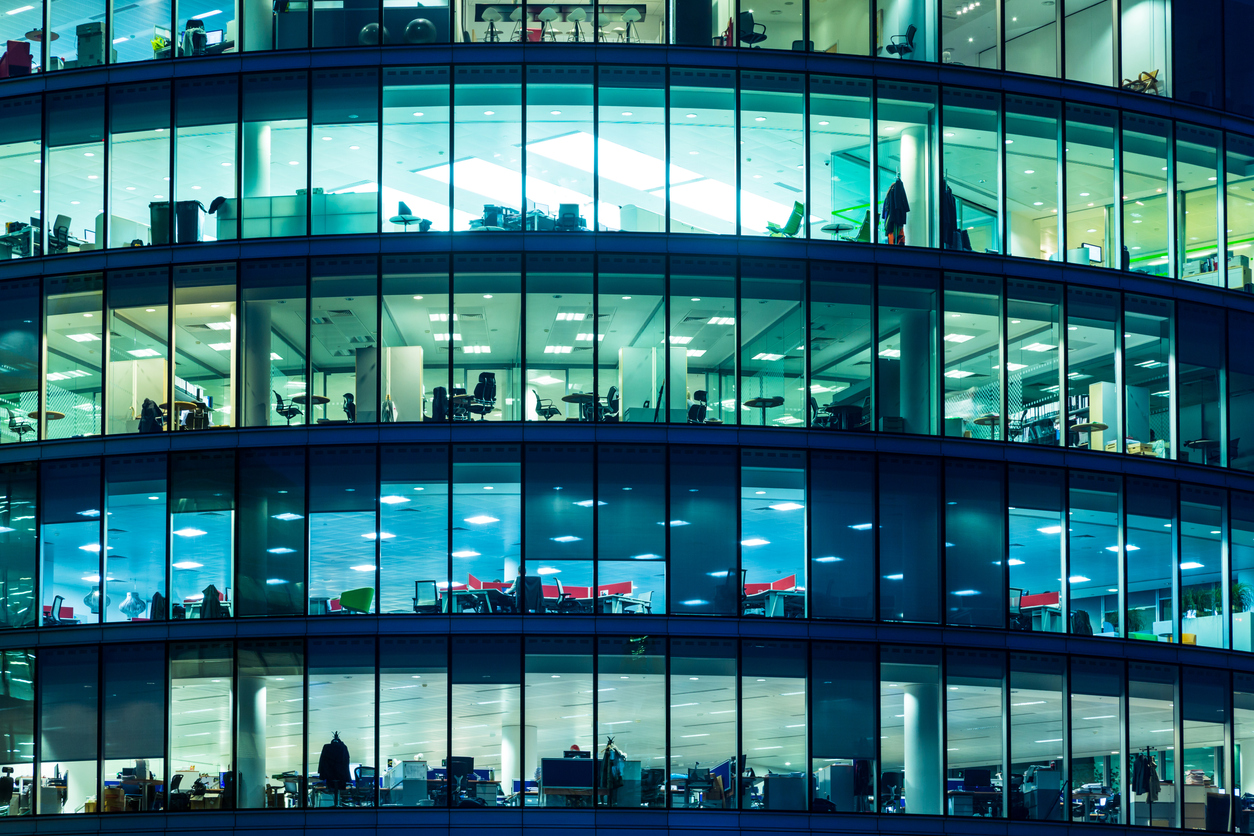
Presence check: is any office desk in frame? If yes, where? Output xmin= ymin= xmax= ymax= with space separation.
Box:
xmin=541 ymin=786 xmax=605 ymax=807
xmin=948 ymin=789 xmax=1002 ymax=816
xmin=0 ymin=227 xmax=35 ymax=258
xmin=597 ymin=593 xmax=653 ymax=614
xmin=1021 ymin=603 xmax=1064 ymax=632
xmin=183 ymin=600 xmax=233 ymax=619
xmin=446 ymin=588 xmax=513 ymax=614
xmin=742 ymin=589 xmax=803 ymax=618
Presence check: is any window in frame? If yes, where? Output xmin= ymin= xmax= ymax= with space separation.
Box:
xmin=742 ymin=640 xmax=806 ymax=809
xmin=942 ymin=272 xmax=1002 ymax=440
xmin=0 ymin=279 xmax=40 ymax=440
xmin=811 ymin=642 xmax=875 ymax=811
xmin=40 ymin=458 xmax=102 ymax=627
xmin=1121 ymin=0 xmax=1170 ymax=98
xmin=669 ymin=68 xmax=736 ymax=235
xmin=741 ymin=72 xmax=804 ymax=238
xmin=1181 ymin=485 xmax=1225 ymax=649
xmin=670 ymin=446 xmax=739 ymax=616
xmin=173 ymin=263 xmax=236 ymax=427
xmin=1177 ymin=303 xmax=1223 ymax=465
xmin=309 ymin=447 xmax=376 ymax=615
xmin=169 ymin=450 xmax=234 ymax=619
xmin=1009 ymin=652 xmax=1065 ymax=819
xmin=311 ymin=69 xmax=379 ymax=235
xmin=878 ymin=268 xmax=938 ymax=435
xmin=1065 ymin=0 xmax=1113 ymax=86
xmin=38 ymin=647 xmax=97 ymax=813
xmin=597 ymin=636 xmax=665 ymax=807
xmin=877 ymin=0 xmax=933 ymax=60
xmin=382 ymin=68 xmax=451 ymax=233
xmin=450 ymin=636 xmax=518 ymax=804
xmin=1176 ymin=125 xmax=1221 ymax=284
xmin=808 ymin=76 xmax=872 ymax=241
xmin=669 ymin=257 xmax=736 ymax=424
xmin=524 ymin=254 xmax=594 ymax=420
xmin=176 ymin=0 xmax=237 ymax=58
xmin=879 ymin=455 xmax=940 ymax=623
xmin=525 ymin=66 xmax=594 ymax=229
xmin=1123 ymin=294 xmax=1172 ymax=459
xmin=880 ymin=645 xmax=942 ymax=814
xmin=1181 ymin=665 xmax=1228 ymax=826
xmin=741 ymin=449 xmax=805 ymax=618
xmin=43 ymin=273 xmax=104 ymax=439
xmin=596 ymin=254 xmax=666 ymax=422
xmin=236 ymin=639 xmax=303 ymax=808
xmin=109 ymin=82 xmax=170 ymax=248
xmin=1122 ymin=114 xmax=1172 ymax=276
xmin=810 ymin=451 xmax=873 ymax=620
xmin=1006 ymin=0 xmax=1058 ymax=76
xmin=310 ymin=256 xmax=378 ymax=423
xmin=525 ymin=636 xmax=592 ymax=800
xmin=237 ymin=448 xmax=306 ymax=617
xmin=1005 ymin=96 xmax=1062 ymax=260
xmin=1007 ymin=279 xmax=1063 ymax=445
xmin=102 ymin=644 xmax=166 ymax=811
xmin=1236 ymin=315 xmax=1254 ymax=472
xmin=877 ymin=82 xmax=936 ymax=248
xmin=381 ymin=254 xmax=450 ymax=421
xmin=523 ymin=443 xmax=592 ymax=604
xmin=1125 ymin=477 xmax=1176 ymax=642
xmin=808 ymin=263 xmax=872 ymax=427
xmin=1069 ymin=657 xmax=1122 ymax=822
xmin=810 ymin=0 xmax=868 ymax=54
xmin=240 ymin=73 xmax=309 ymax=239
xmin=169 ymin=643 xmax=232 ymax=809
xmin=1069 ymin=470 xmax=1122 ymax=637
xmin=740 ymin=259 xmax=805 ymax=426
xmin=175 ymin=77 xmax=238 ymax=243
xmin=1227 ymin=133 xmax=1254 ymax=265
xmin=1064 ymin=105 xmax=1116 ymax=268
xmin=1009 ymin=465 xmax=1065 ymax=632
xmin=945 ymin=459 xmax=1005 ymax=626
xmin=307 ymin=637 xmax=376 ymax=807
xmin=0 ymin=464 xmax=37 ymax=628
xmin=946 ymin=649 xmax=1005 ymax=817
xmin=597 ymin=67 xmax=665 ymax=232
xmin=942 ymin=88 xmax=1000 ymax=252
xmin=1067 ymin=287 xmax=1119 ymax=451
xmin=451 ymin=66 xmax=521 ymax=231
xmin=454 ymin=254 xmax=521 ymax=421
xmin=379 ymin=636 xmax=447 ymax=805
xmin=241 ymin=259 xmax=308 ymax=427
xmin=1236 ymin=673 xmax=1254 ymax=825
xmin=450 ymin=445 xmax=520 ymax=612
xmin=104 ymin=455 xmax=167 ymax=623
xmin=106 ymin=269 xmax=170 ymax=435
xmin=380 ymin=445 xmax=449 ymax=613
xmin=0 ymin=9 xmax=39 ymax=70
xmin=0 ymin=649 xmax=35 ymax=811
xmin=1128 ymin=662 xmax=1178 ymax=827
xmin=596 ymin=444 xmax=666 ymax=614
xmin=0 ymin=96 xmax=41 ymax=257
xmin=669 ymin=638 xmax=738 ymax=808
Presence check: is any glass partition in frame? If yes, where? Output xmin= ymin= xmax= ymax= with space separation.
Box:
xmin=382 ymin=67 xmax=451 ymax=233
xmin=522 ymin=443 xmax=593 ymax=603
xmin=0 ymin=464 xmax=37 ymax=628
xmin=237 ymin=447 xmax=306 ymax=618
xmin=809 ymin=451 xmax=873 ymax=619
xmin=1006 ymin=95 xmax=1061 ymax=261
xmin=1177 ymin=303 xmax=1223 ymax=466
xmin=809 ymin=76 xmax=872 ymax=241
xmin=0 ymin=96 xmax=41 ymax=258
xmin=1122 ymin=114 xmax=1172 ymax=276
xmin=1065 ymin=105 xmax=1117 ymax=268
xmin=670 ymin=445 xmax=738 ymax=616
xmin=669 ymin=68 xmax=736 ymax=235
xmin=0 ymin=648 xmax=35 ymax=813
xmin=944 ymin=459 xmax=1005 ymax=627
xmin=942 ymin=88 xmax=1001 ymax=253
xmin=1007 ymin=278 xmax=1063 ymax=444
xmin=879 ymin=455 xmax=940 ymax=623
xmin=311 ymin=69 xmax=380 ymax=236
xmin=596 ymin=67 xmax=666 ymax=232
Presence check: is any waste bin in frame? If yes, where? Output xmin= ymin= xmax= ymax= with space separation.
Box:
xmin=149 ymin=200 xmax=205 ymax=244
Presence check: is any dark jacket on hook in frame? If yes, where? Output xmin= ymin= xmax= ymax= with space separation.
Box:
xmin=1131 ymin=753 xmax=1161 ymax=801
xmin=318 ymin=736 xmax=352 ymax=789
xmin=881 ymin=178 xmax=910 ymax=231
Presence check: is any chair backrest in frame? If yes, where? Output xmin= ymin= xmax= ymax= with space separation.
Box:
xmin=782 ymin=201 xmax=804 ymax=235
xmin=693 ymin=390 xmax=708 ymax=403
xmin=432 ymin=386 xmax=448 ymax=421
xmin=904 ymin=23 xmax=917 ymax=45
xmin=414 ymin=580 xmax=438 ymax=609
xmin=273 ymin=390 xmax=285 ymax=409
xmin=606 ymin=386 xmax=619 ymax=415
xmin=737 ymin=10 xmax=755 ymax=31
xmin=558 ymin=204 xmax=579 ymax=227
xmin=687 ymin=403 xmax=706 ymax=423
xmin=170 ymin=773 xmax=184 ymax=792
xmin=881 ymin=771 xmax=901 ymax=791
xmin=517 ymin=575 xmax=543 ymax=612
xmin=49 ymin=595 xmax=65 ymax=624
xmin=478 ymin=371 xmax=496 ymax=401
xmin=635 ymin=590 xmax=652 ymax=604
xmin=339 ymin=587 xmax=374 ymax=613
xmin=855 ymin=209 xmax=872 ymax=241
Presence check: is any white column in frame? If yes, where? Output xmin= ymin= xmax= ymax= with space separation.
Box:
xmin=501 ymin=724 xmax=536 ymax=798
xmin=242 ymin=122 xmax=271 ymax=199
xmin=899 ymin=309 xmax=931 ymax=435
xmin=243 ymin=304 xmax=272 ymax=426
xmin=237 ymin=676 xmax=267 ymax=809
xmin=900 ymin=125 xmax=929 ymax=248
xmin=904 ymin=682 xmax=942 ymax=815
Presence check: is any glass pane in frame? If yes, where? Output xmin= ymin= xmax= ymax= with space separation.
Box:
xmin=1177 ymin=303 xmax=1223 ymax=466
xmin=878 ymin=267 xmax=938 ymax=435
xmin=1009 ymin=465 xmax=1065 ymax=632
xmin=1123 ymin=294 xmax=1172 ymax=459
xmin=311 ymin=69 xmax=379 ymax=235
xmin=1235 ymin=493 xmax=1254 ymax=653
xmin=379 ymin=636 xmax=447 ymax=806
xmin=106 ymin=268 xmax=170 ymax=435
xmin=809 ymin=0 xmax=867 ymax=53
xmin=40 ymin=458 xmax=101 ymax=626
xmin=169 ymin=642 xmax=233 ymax=811
xmin=669 ymin=68 xmax=736 ymax=235
xmin=741 ymin=72 xmax=804 ymax=238
xmin=740 ymin=449 xmax=805 ymax=618
xmin=175 ymin=0 xmax=236 ymax=57
xmin=596 ymin=67 xmax=666 ymax=232
xmin=1120 ymin=0 xmax=1170 ymax=97
xmin=523 ymin=442 xmax=592 ymax=609
xmin=808 ymin=76 xmax=872 ymax=241
xmin=1066 ymin=286 xmax=1118 ymax=451
xmin=876 ymin=0 xmax=932 ymax=60
xmin=102 ymin=644 xmax=166 ymax=812
xmin=454 ymin=254 xmax=521 ymax=421
xmin=1123 ymin=114 xmax=1172 ymax=276
xmin=879 ymin=455 xmax=939 ymax=623
xmin=810 ymin=451 xmax=873 ymax=619
xmin=877 ymin=82 xmax=936 ymax=248
xmin=307 ymin=637 xmax=375 ymax=807
xmin=945 ymin=459 xmax=1005 ymax=626
xmin=382 ymin=67 xmax=451 ymax=233
xmin=1009 ymin=652 xmax=1065 ymax=820
xmin=807 ymin=262 xmax=871 ymax=427
xmin=597 ymin=636 xmax=665 ymax=807
xmin=109 ymin=82 xmax=170 ymax=248
xmin=1176 ymin=124 xmax=1221 ymax=284
xmin=942 ymin=272 xmax=1002 ymax=440
xmin=308 ymin=447 xmax=376 ymax=615
xmin=43 ymin=273 xmax=103 ymax=439
xmin=1006 ymin=1 xmax=1057 ymax=75
xmin=880 ymin=645 xmax=942 ymax=814
xmin=1064 ymin=0 xmax=1113 ymax=86
xmin=104 ymin=455 xmax=167 ymax=623
xmin=1006 ymin=95 xmax=1061 ymax=260
xmin=310 ymin=256 xmax=377 ymax=424
xmin=946 ymin=649 xmax=1005 ymax=817
xmin=450 ymin=636 xmax=518 ymax=805
xmin=237 ymin=447 xmax=305 ymax=617
xmin=526 ymin=636 xmax=592 ymax=803
xmin=669 ymin=257 xmax=736 ymax=424
xmin=0 ymin=279 xmax=42 ymax=441
xmin=811 ymin=642 xmax=875 ymax=811
xmin=175 ymin=76 xmax=238 ymax=243
xmin=381 ymin=254 xmax=449 ymax=421
xmin=0 ymin=12 xmax=39 ymax=71
xmin=1237 ymin=673 xmax=1254 ymax=831
xmin=669 ymin=638 xmax=738 ymax=808
xmin=596 ymin=444 xmax=665 ymax=614
xmin=1125 ymin=477 xmax=1175 ymax=642
xmin=597 ymin=253 xmax=666 ymax=422
xmin=1069 ymin=470 xmax=1121 ymax=637
xmin=173 ymin=263 xmax=236 ymax=428
xmin=1128 ymin=663 xmax=1177 ymax=827
xmin=451 ymin=66 xmax=521 ymax=231
xmin=742 ymin=640 xmax=806 ymax=809
xmin=169 ymin=449 xmax=234 ymax=619
xmin=1181 ymin=485 xmax=1225 ymax=649
xmin=38 ymin=647 xmax=97 ymax=813
xmin=1234 ymin=312 xmax=1254 ymax=473
xmin=450 ymin=445 xmax=520 ymax=612
xmin=237 ymin=639 xmax=303 ymax=808
xmin=740 ymin=258 xmax=805 ymax=426
xmin=241 ymin=259 xmax=308 ymax=427
xmin=0 ymin=463 xmax=37 ymax=627
xmin=1007 ymin=278 xmax=1062 ymax=445
xmin=240 ymin=72 xmax=308 ymax=239
xmin=0 ymin=96 xmax=40 ymax=260
xmin=380 ymin=445 xmax=448 ymax=613
xmin=1064 ymin=104 xmax=1116 ymax=268
xmin=524 ymin=254 xmax=593 ymax=421
xmin=942 ymin=88 xmax=1000 ymax=252
xmin=0 ymin=648 xmax=36 ymax=812
xmin=1226 ymin=133 xmax=1254 ymax=276
xmin=525 ymin=65 xmax=593 ymax=229
xmin=1181 ymin=666 xmax=1227 ymax=829
xmin=670 ymin=445 xmax=738 ymax=616
xmin=48 ymin=2 xmax=104 ymax=69
xmin=1070 ymin=657 xmax=1122 ymax=822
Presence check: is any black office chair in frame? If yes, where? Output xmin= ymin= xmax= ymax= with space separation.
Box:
xmin=342 ymin=393 xmax=356 ymax=423
xmin=556 ymin=203 xmax=584 ymax=230
xmin=450 ymin=387 xmax=470 ymax=421
xmin=640 ymin=767 xmax=666 ymax=807
xmin=738 ymin=10 xmax=766 ymax=46
xmin=599 ymin=386 xmax=620 ymax=422
xmin=351 ymin=766 xmax=376 ymax=805
xmin=413 ymin=580 xmax=441 ymax=614
xmin=273 ymin=391 xmax=301 ymax=425
xmin=47 ymin=214 xmax=71 ymax=255
xmin=43 ymin=594 xmax=66 ymax=626
xmin=430 ymin=386 xmax=448 ymax=422
xmin=6 ymin=408 xmax=32 ymax=441
xmin=166 ymin=773 xmax=190 ymax=812
xmin=687 ymin=390 xmax=708 ymax=423
xmin=686 ymin=767 xmax=715 ymax=806
xmin=533 ymin=388 xmax=561 ymax=420
xmin=544 ymin=577 xmax=582 ymax=614
xmin=468 ymin=372 xmax=496 ymax=419
xmin=879 ymin=770 xmax=902 ymax=813
xmin=512 ymin=574 xmax=543 ymax=613
xmin=885 ymin=23 xmax=916 ymax=57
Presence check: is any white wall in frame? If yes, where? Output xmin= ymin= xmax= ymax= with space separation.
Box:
xmin=1004 ymin=22 xmax=1056 ymax=76
xmin=1064 ymin=1 xmax=1113 ymax=86
xmin=811 ymin=0 xmax=868 ymax=52
xmin=1120 ymin=0 xmax=1169 ymax=94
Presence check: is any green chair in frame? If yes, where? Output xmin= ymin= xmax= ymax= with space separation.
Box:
xmin=851 ymin=209 xmax=872 ymax=242
xmin=338 ymin=587 xmax=374 ymax=614
xmin=766 ymin=201 xmax=804 ymax=237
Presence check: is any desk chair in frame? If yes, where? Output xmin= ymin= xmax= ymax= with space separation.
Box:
xmin=6 ymin=409 xmax=33 ymax=441
xmin=767 ymin=201 xmax=804 ymax=237
xmin=641 ymin=767 xmax=666 ymax=807
xmin=885 ymin=23 xmax=916 ymax=57
xmin=351 ymin=766 xmax=376 ymax=806
xmin=556 ymin=203 xmax=585 ymax=230
xmin=544 ymin=578 xmax=580 ymax=614
xmin=686 ymin=767 xmax=714 ymax=807
xmin=281 ymin=772 xmax=302 ymax=808
xmin=468 ymin=372 xmax=496 ymax=419
xmin=738 ymin=11 xmax=766 ymax=46
xmin=625 ymin=589 xmax=652 ymax=614
xmin=0 ymin=40 xmax=32 ymax=78
xmin=599 ymin=386 xmax=620 ymax=422
xmin=430 ymin=386 xmax=449 ymax=422
xmin=509 ymin=6 xmax=524 ymax=40
xmin=879 ymin=771 xmax=902 ymax=812
xmin=338 ymin=587 xmax=374 ymax=614
xmin=621 ymin=7 xmax=641 ymax=41
xmin=413 ymin=580 xmax=441 ymax=613
xmin=687 ymin=390 xmax=708 ymax=423
xmin=273 ymin=391 xmax=301 ymax=425
xmin=43 ymin=595 xmax=67 ymax=626
xmin=847 ymin=209 xmax=873 ymax=242
xmin=533 ymin=389 xmax=561 ymax=420
xmin=481 ymin=6 xmax=502 ymax=40
xmin=567 ymin=7 xmax=586 ymax=40
xmin=537 ymin=7 xmax=559 ymax=40
xmin=47 ymin=215 xmax=71 ymax=255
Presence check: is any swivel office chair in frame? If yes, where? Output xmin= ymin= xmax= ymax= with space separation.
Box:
xmin=885 ymin=23 xmax=916 ymax=57
xmin=6 ymin=409 xmax=32 ymax=441
xmin=879 ymin=771 xmax=902 ymax=812
xmin=43 ymin=594 xmax=66 ymax=626
xmin=413 ymin=580 xmax=441 ymax=613
xmin=599 ymin=386 xmax=620 ymax=422
xmin=738 ymin=10 xmax=766 ymax=46
xmin=273 ymin=391 xmax=301 ymax=425
xmin=430 ymin=386 xmax=449 ymax=422
xmin=687 ymin=390 xmax=708 ymax=423
xmin=533 ymin=388 xmax=561 ymax=420
xmin=450 ymin=387 xmax=470 ymax=421
xmin=467 ymin=372 xmax=497 ymax=419
xmin=182 ymin=19 xmax=208 ymax=55
xmin=47 ymin=215 xmax=71 ymax=255
xmin=342 ymin=393 xmax=356 ymax=423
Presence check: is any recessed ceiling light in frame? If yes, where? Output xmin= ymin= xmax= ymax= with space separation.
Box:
xmin=413 ymin=112 xmax=425 ymax=117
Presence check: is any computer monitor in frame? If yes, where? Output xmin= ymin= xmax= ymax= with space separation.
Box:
xmin=446 ymin=755 xmax=474 ymax=792
xmin=206 ymin=29 xmax=224 ymax=44
xmin=154 ymin=24 xmax=172 ymax=41
xmin=1082 ymin=242 xmax=1103 ymax=263
xmin=564 ymin=749 xmax=591 ymax=759
xmin=541 ymin=757 xmax=594 ymax=790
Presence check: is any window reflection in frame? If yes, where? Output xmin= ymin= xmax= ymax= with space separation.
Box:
xmin=1068 ymin=471 xmax=1121 ymax=637
xmin=455 ymin=255 xmax=520 ymax=421
xmin=740 ymin=450 xmax=805 ymax=618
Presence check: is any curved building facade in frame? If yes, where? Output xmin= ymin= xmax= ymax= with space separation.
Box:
xmin=4 ymin=1 xmax=1254 ymax=833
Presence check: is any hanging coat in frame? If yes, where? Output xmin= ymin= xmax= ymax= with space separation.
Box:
xmin=318 ymin=736 xmax=351 ymax=790
xmin=940 ymin=181 xmax=959 ymax=249
xmin=600 ymin=744 xmax=625 ymax=804
xmin=881 ymin=179 xmax=911 ymax=232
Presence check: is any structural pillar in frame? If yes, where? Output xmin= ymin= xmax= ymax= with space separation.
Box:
xmin=900 ymin=125 xmax=929 ymax=248
xmin=904 ymin=682 xmax=942 ymax=815
xmin=244 ymin=303 xmax=272 ymax=427
xmin=899 ymin=309 xmax=932 ymax=435
xmin=237 ymin=676 xmax=267 ymax=809
xmin=501 ymin=724 xmax=536 ymax=800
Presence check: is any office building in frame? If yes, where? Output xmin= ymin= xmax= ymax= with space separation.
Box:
xmin=1 ymin=0 xmax=1254 ymax=832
